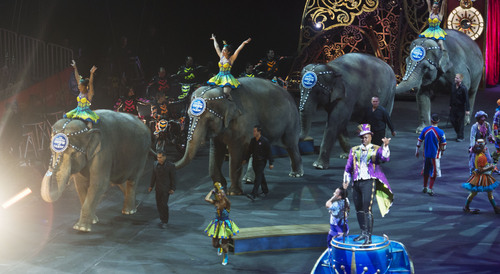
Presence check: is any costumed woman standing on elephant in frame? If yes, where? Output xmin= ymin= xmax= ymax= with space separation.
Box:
xmin=64 ymin=60 xmax=99 ymax=128
xmin=207 ymin=33 xmax=251 ymax=100
xmin=204 ymin=182 xmax=239 ymax=266
xmin=420 ymin=0 xmax=448 ymax=66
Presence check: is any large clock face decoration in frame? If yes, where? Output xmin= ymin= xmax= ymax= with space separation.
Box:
xmin=447 ymin=6 xmax=484 ymax=40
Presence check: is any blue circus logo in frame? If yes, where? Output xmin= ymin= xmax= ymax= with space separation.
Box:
xmin=410 ymin=46 xmax=426 ymax=62
xmin=189 ymin=98 xmax=206 ymax=116
xmin=51 ymin=133 xmax=69 ymax=153
xmin=302 ymin=71 xmax=318 ymax=89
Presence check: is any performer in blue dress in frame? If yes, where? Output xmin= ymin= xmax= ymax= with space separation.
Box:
xmin=204 ymin=182 xmax=240 ymax=266
xmin=64 ymin=60 xmax=99 ymax=128
xmin=207 ymin=34 xmax=251 ymax=100
xmin=419 ymin=0 xmax=448 ymax=68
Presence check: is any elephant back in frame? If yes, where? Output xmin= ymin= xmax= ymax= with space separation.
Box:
xmin=327 ymin=53 xmax=396 ymax=114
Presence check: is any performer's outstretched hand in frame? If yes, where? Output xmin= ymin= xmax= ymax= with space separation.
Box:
xmin=382 ymin=137 xmax=391 ymax=147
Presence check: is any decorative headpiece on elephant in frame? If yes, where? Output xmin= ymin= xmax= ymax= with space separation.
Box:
xmin=396 ymin=29 xmax=483 ymax=133
xmin=41 ymin=110 xmax=151 ymax=232
xmin=175 ymin=77 xmax=303 ymax=195
xmin=299 ymin=53 xmax=396 ymax=169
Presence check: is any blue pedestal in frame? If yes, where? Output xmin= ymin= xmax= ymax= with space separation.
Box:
xmin=311 ymin=235 xmax=414 ymax=274
xmin=299 ymin=139 xmax=314 ymax=154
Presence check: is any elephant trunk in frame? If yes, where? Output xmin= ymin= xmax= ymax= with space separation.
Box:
xmin=175 ymin=119 xmax=207 ymax=169
xmin=299 ymin=95 xmax=314 ymax=140
xmin=41 ymin=167 xmax=71 ymax=202
xmin=395 ymin=74 xmax=421 ymax=95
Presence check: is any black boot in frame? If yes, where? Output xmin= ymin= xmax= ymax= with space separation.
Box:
xmin=353 ymin=211 xmax=366 ymax=242
xmin=362 ymin=212 xmax=374 ymax=246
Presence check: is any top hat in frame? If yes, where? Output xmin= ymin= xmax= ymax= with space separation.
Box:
xmin=431 ymin=113 xmax=440 ymax=123
xmin=358 ymin=124 xmax=373 ymax=137
xmin=474 ymin=110 xmax=488 ymax=119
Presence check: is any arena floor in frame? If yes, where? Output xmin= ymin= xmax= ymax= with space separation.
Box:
xmin=1 ymin=85 xmax=499 ymax=273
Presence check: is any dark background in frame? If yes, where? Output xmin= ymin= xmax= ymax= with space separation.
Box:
xmin=0 ymin=0 xmax=304 ymax=78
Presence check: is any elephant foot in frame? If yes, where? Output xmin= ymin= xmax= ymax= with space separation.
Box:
xmin=339 ymin=153 xmax=349 ymax=159
xmin=122 ymin=208 xmax=137 ymax=215
xmin=289 ymin=171 xmax=304 ymax=177
xmin=416 ymin=124 xmax=425 ymax=134
xmin=92 ymin=216 xmax=99 ymax=224
xmin=228 ymin=191 xmax=243 ymax=196
xmin=313 ymin=160 xmax=329 ymax=170
xmin=73 ymin=222 xmax=92 ymax=232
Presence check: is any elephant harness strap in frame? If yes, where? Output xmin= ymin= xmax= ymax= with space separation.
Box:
xmin=402 ymin=40 xmax=442 ymax=81
xmin=187 ymin=86 xmax=225 ymax=141
xmin=299 ymin=64 xmax=334 ymax=111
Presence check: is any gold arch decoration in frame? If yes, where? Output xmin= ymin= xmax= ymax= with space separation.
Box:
xmin=287 ymin=0 xmax=429 ymax=91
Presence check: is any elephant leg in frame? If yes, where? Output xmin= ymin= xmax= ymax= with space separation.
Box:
xmin=283 ymin=135 xmax=303 ymax=177
xmin=338 ymin=128 xmax=350 ymax=159
xmin=73 ymin=174 xmax=99 ymax=225
xmin=227 ymin=144 xmax=245 ymax=195
xmin=315 ymin=105 xmax=350 ymax=169
xmin=416 ymin=91 xmax=431 ymax=133
xmin=74 ymin=175 xmax=110 ymax=232
xmin=209 ymin=138 xmax=227 ymax=189
xmin=243 ymin=156 xmax=255 ymax=183
xmin=122 ymin=179 xmax=138 ymax=215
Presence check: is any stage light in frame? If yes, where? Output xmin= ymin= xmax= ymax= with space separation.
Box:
xmin=2 ymin=187 xmax=32 ymax=209
xmin=315 ymin=23 xmax=322 ymax=29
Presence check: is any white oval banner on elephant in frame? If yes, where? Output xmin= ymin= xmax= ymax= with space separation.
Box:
xmin=397 ymin=29 xmax=483 ymax=133
xmin=176 ymin=77 xmax=303 ymax=195
xmin=299 ymin=53 xmax=397 ymax=169
xmin=41 ymin=110 xmax=151 ymax=232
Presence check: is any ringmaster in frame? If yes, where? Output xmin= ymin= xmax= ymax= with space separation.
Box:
xmin=343 ymin=124 xmax=394 ymax=245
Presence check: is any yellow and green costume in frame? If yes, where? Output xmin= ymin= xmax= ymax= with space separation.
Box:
xmin=205 ymin=208 xmax=239 ymax=239
xmin=207 ymin=62 xmax=240 ymax=89
xmin=420 ymin=16 xmax=447 ymax=40
xmin=64 ymin=95 xmax=100 ymax=124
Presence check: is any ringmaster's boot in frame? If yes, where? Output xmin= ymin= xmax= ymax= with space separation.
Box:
xmin=353 ymin=211 xmax=367 ymax=242
xmin=362 ymin=212 xmax=374 ymax=246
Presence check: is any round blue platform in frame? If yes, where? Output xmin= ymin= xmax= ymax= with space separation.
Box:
xmin=312 ymin=234 xmax=414 ymax=274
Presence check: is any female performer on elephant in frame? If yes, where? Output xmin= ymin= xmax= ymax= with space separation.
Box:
xmin=204 ymin=182 xmax=240 ymax=266
xmin=420 ymin=0 xmax=448 ymax=56
xmin=64 ymin=60 xmax=99 ymax=128
xmin=207 ymin=34 xmax=251 ymax=100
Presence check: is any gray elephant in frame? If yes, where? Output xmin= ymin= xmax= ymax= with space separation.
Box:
xmin=175 ymin=77 xmax=303 ymax=195
xmin=396 ymin=29 xmax=483 ymax=132
xmin=41 ymin=110 xmax=151 ymax=232
xmin=299 ymin=53 xmax=396 ymax=169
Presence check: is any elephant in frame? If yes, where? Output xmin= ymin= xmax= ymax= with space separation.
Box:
xmin=299 ymin=53 xmax=397 ymax=169
xmin=175 ymin=77 xmax=303 ymax=195
xmin=396 ymin=29 xmax=483 ymax=132
xmin=41 ymin=110 xmax=151 ymax=232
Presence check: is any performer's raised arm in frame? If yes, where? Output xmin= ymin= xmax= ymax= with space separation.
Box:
xmin=210 ymin=34 xmax=222 ymax=58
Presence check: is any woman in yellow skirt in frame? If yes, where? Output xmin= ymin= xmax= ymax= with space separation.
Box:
xmin=204 ymin=182 xmax=239 ymax=265
xmin=420 ymin=0 xmax=448 ymax=51
xmin=207 ymin=34 xmax=251 ymax=100
xmin=64 ymin=60 xmax=99 ymax=128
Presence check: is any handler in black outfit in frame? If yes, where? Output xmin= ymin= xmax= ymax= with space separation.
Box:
xmin=363 ymin=96 xmax=396 ymax=146
xmin=245 ymin=125 xmax=274 ymax=200
xmin=149 ymin=150 xmax=176 ymax=228
xmin=449 ymin=73 xmax=470 ymax=142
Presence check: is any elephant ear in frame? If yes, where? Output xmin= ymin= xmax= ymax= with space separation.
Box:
xmin=223 ymin=101 xmax=242 ymax=129
xmin=330 ymin=71 xmax=346 ymax=103
xmin=84 ymin=129 xmax=102 ymax=160
xmin=439 ymin=48 xmax=452 ymax=73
